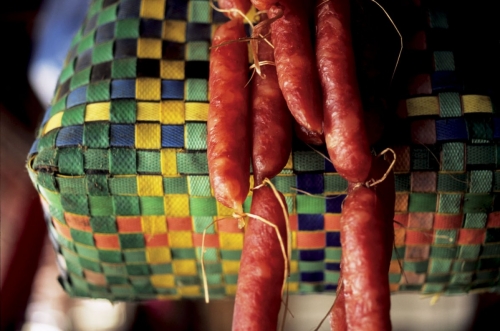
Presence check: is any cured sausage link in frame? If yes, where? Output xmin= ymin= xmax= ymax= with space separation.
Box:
xmin=207 ymin=19 xmax=250 ymax=211
xmin=218 ymin=0 xmax=252 ymax=19
xmin=252 ymin=27 xmax=292 ymax=185
xmin=340 ymin=185 xmax=392 ymax=331
xmin=269 ymin=2 xmax=324 ymax=135
xmin=316 ymin=0 xmax=372 ymax=183
xmin=330 ymin=284 xmax=347 ymax=331
xmin=232 ymin=186 xmax=288 ymax=331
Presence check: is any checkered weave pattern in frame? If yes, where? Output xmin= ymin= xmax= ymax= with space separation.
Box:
xmin=27 ymin=0 xmax=499 ymax=300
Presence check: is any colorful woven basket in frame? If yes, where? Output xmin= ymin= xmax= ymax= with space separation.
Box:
xmin=27 ymin=0 xmax=500 ymax=301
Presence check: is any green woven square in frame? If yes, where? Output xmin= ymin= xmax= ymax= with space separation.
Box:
xmin=109 ymin=176 xmax=138 ymax=195
xmin=49 ymin=205 xmax=66 ymax=223
xmin=476 ymin=270 xmax=500 ymax=281
xmin=51 ymin=95 xmax=68 ymax=114
xmin=86 ymin=175 xmax=110 ymax=196
xmin=389 ymin=273 xmax=401 ymax=283
xmin=171 ymin=248 xmax=196 ymax=259
xmin=408 ymin=193 xmax=437 ymax=212
xmin=102 ymin=263 xmax=126 ymax=275
xmin=39 ymin=187 xmax=62 ymax=210
xmin=91 ymin=216 xmax=117 ymax=233
xmin=119 ymin=234 xmax=145 ymax=249
xmin=394 ymin=174 xmax=410 ymax=192
xmin=123 ymin=250 xmax=147 ymax=263
xmin=426 ymin=274 xmax=449 ymax=283
xmin=56 ymin=231 xmax=75 ymax=251
xmin=38 ymin=172 xmax=57 ymax=191
xmin=463 ymin=194 xmax=493 ymax=213
xmin=176 ymin=152 xmax=208 ymax=174
xmin=186 ymin=41 xmax=209 ymax=61
xmin=62 ymin=248 xmax=80 ymax=265
xmin=199 ymin=262 xmax=222 ymax=274
xmin=435 ymin=229 xmax=458 ymax=245
xmin=58 ymin=148 xmax=85 ymax=175
xmin=163 ymin=176 xmax=188 ymax=194
xmin=70 ymin=67 xmax=91 ymax=90
xmin=84 ymin=149 xmax=109 ymax=171
xmin=75 ymin=244 xmax=99 ymax=260
xmin=66 ymin=262 xmax=83 ymax=276
xmin=428 ymin=259 xmax=452 ymax=273
xmin=185 ymin=79 xmax=207 ymax=102
xmin=187 ymin=175 xmax=210 ymax=196
xmin=220 ymin=250 xmax=241 ymax=260
xmin=450 ymin=272 xmax=473 ymax=285
xmin=438 ymin=92 xmax=461 ymax=117
xmin=70 ymin=228 xmax=94 ymax=245
xmin=150 ymin=263 xmax=173 ymax=274
xmin=106 ymin=275 xmax=128 ymax=284
xmin=434 ymin=51 xmax=455 ymax=71
xmin=62 ymin=106 xmax=86 ymax=126
xmin=481 ymin=244 xmax=500 ymax=257
xmin=111 ymin=286 xmax=134 ymax=298
xmin=115 ymin=19 xmax=140 ymax=39
xmin=132 ymin=281 xmax=155 ymax=293
xmin=428 ymin=9 xmax=448 ymax=28
xmin=325 ymin=271 xmax=340 ymax=284
xmin=470 ymin=170 xmax=493 ymax=193
xmin=126 ymin=264 xmax=150 ymax=276
xmin=441 ymin=143 xmax=465 ymax=171
xmin=97 ymin=3 xmax=117 ymax=25
xmin=422 ymin=283 xmax=445 ymax=293
xmin=92 ymin=42 xmax=114 ymax=64
xmin=467 ymin=145 xmax=495 ymax=166
xmin=185 ymin=122 xmax=207 ymax=150
xmin=392 ymin=246 xmax=406 ymax=260
xmin=77 ymin=31 xmax=96 ymax=54
xmin=111 ymin=58 xmax=137 ymax=79
xmin=87 ymin=80 xmax=110 ymax=102
xmin=197 ymin=247 xmax=218 ymax=261
xmin=324 ymin=174 xmax=348 ymax=192
xmin=451 ymin=260 xmax=477 ymax=272
xmin=193 ymin=216 xmax=214 ymax=234
xmin=113 ymin=196 xmax=140 ymax=215
xmin=188 ymin=1 xmax=211 ymax=22
xmin=458 ymin=245 xmax=480 ymax=259
xmin=88 ymin=0 xmax=104 ymax=16
xmin=190 ymin=197 xmax=217 ymax=216
xmin=137 ymin=151 xmax=161 ymax=173
xmin=300 ymin=283 xmax=324 ymax=293
xmin=110 ymin=148 xmax=137 ymax=174
xmin=438 ymin=194 xmax=462 ymax=214
xmin=299 ymin=261 xmax=324 ymax=272
xmin=293 ymin=151 xmax=325 ymax=172
xmin=403 ymin=260 xmax=429 ymax=273
xmin=485 ymin=228 xmax=500 ymax=243
xmin=57 ymin=177 xmax=87 ymax=195
xmin=62 ymin=194 xmax=90 ymax=215
xmin=285 ymin=196 xmax=294 ymax=214
xmin=224 ymin=274 xmax=238 ymax=285
xmin=411 ymin=146 xmax=439 ymax=170
xmin=89 ymin=196 xmax=113 ymax=216
xmin=430 ymin=246 xmax=457 ymax=259
xmin=243 ymin=196 xmax=252 ymax=213
xmin=157 ymin=288 xmax=178 ymax=295
xmin=296 ymin=195 xmax=325 ymax=214
xmin=38 ymin=130 xmax=59 ymax=151
xmin=84 ymin=123 xmax=110 ymax=148
xmin=271 ymin=175 xmax=296 ymax=194
xmin=140 ymin=197 xmax=165 ymax=215
xmin=437 ymin=173 xmax=467 ymax=192
xmin=69 ymin=274 xmax=89 ymax=292
xmin=59 ymin=62 xmax=75 ymax=84
xmin=205 ymin=273 xmax=222 ymax=284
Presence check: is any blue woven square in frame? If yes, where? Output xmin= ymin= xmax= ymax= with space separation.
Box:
xmin=326 ymin=195 xmax=346 ymax=213
xmin=56 ymin=125 xmax=84 ymax=147
xmin=299 ymin=249 xmax=325 ymax=261
xmin=431 ymin=71 xmax=463 ymax=92
xmin=325 ymin=262 xmax=341 ymax=271
xmin=326 ymin=232 xmax=341 ymax=247
xmin=140 ymin=19 xmax=163 ymax=38
xmin=111 ymin=79 xmax=136 ymax=99
xmin=67 ymin=86 xmax=88 ymax=108
xmin=117 ymin=0 xmax=140 ymax=19
xmin=110 ymin=124 xmax=135 ymax=147
xmin=166 ymin=0 xmax=187 ymax=20
xmin=493 ymin=117 xmax=500 ymax=140
xmin=301 ymin=272 xmax=324 ymax=282
xmin=298 ymin=214 xmax=324 ymax=231
xmin=161 ymin=125 xmax=184 ymax=147
xmin=186 ymin=23 xmax=211 ymax=41
xmin=161 ymin=80 xmax=184 ymax=100
xmin=296 ymin=173 xmax=324 ymax=195
xmin=436 ymin=118 xmax=468 ymax=141
xmin=325 ymin=159 xmax=336 ymax=172
xmin=29 ymin=139 xmax=39 ymax=156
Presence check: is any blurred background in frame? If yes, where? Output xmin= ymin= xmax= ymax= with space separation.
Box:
xmin=1 ymin=0 xmax=499 ymax=330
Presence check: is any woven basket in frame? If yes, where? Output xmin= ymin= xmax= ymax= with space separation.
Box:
xmin=27 ymin=0 xmax=500 ymax=301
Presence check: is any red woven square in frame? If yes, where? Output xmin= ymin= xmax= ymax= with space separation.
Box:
xmin=217 ymin=217 xmax=243 ymax=233
xmin=404 ymin=245 xmax=431 ymax=259
xmin=166 ymin=217 xmax=192 ymax=231
xmin=296 ymin=232 xmax=326 ymax=249
xmin=394 ymin=213 xmax=409 ymax=228
xmin=406 ymin=30 xmax=426 ymax=50
xmin=64 ymin=213 xmax=92 ymax=231
xmin=405 ymin=229 xmax=434 ymax=244
xmin=408 ymin=74 xmax=432 ymax=95
xmin=116 ymin=216 xmax=142 ymax=232
xmin=94 ymin=234 xmax=120 ymax=249
xmin=411 ymin=120 xmax=436 ymax=145
xmin=408 ymin=213 xmax=434 ymax=229
xmin=434 ymin=214 xmax=463 ymax=229
xmin=192 ymin=233 xmax=220 ymax=248
xmin=458 ymin=229 xmax=486 ymax=245
xmin=144 ymin=233 xmax=169 ymax=247
xmin=394 ymin=146 xmax=411 ymax=173
xmin=52 ymin=218 xmax=72 ymax=240
xmin=397 ymin=100 xmax=408 ymax=118
xmin=84 ymin=270 xmax=107 ymax=286
xmin=324 ymin=214 xmax=341 ymax=231
xmin=487 ymin=212 xmax=500 ymax=228
xmin=288 ymin=214 xmax=298 ymax=231
xmin=394 ymin=228 xmax=406 ymax=246
xmin=411 ymin=171 xmax=437 ymax=192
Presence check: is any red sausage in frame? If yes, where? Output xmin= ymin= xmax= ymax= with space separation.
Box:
xmin=252 ymin=29 xmax=292 ymax=185
xmin=330 ymin=284 xmax=347 ymax=331
xmin=250 ymin=0 xmax=274 ymax=10
xmin=268 ymin=1 xmax=324 ymax=135
xmin=316 ymin=0 xmax=372 ymax=183
xmin=207 ymin=19 xmax=250 ymax=211
xmin=340 ymin=183 xmax=392 ymax=330
xmin=218 ymin=0 xmax=252 ymax=19
xmin=232 ymin=186 xmax=288 ymax=331
xmin=294 ymin=121 xmax=325 ymax=146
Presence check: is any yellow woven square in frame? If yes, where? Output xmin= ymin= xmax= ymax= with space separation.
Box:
xmin=462 ymin=95 xmax=493 ymax=113
xmin=137 ymin=38 xmax=162 ymax=59
xmin=137 ymin=102 xmax=161 ymax=121
xmin=172 ymin=259 xmax=197 ymax=275
xmin=290 ymin=260 xmax=298 ymax=273
xmin=222 ymin=261 xmax=240 ymax=274
xmin=140 ymin=0 xmax=165 ymax=19
xmin=168 ymin=231 xmax=193 ymax=248
xmin=142 ymin=216 xmax=167 ymax=234
xmin=284 ymin=154 xmax=293 ymax=170
xmin=185 ymin=102 xmax=209 ymax=121
xmin=216 ymin=202 xmax=233 ymax=217
xmin=135 ymin=123 xmax=161 ymax=149
xmin=138 ymin=175 xmax=163 ymax=196
xmin=219 ymin=233 xmax=243 ymax=249
xmin=225 ymin=285 xmax=237 ymax=295
xmin=163 ymin=21 xmax=187 ymax=42
xmin=291 ymin=231 xmax=297 ymax=249
xmin=161 ymin=101 xmax=185 ymax=124
xmin=288 ymin=282 xmax=299 ymax=292
xmin=161 ymin=60 xmax=185 ymax=79
xmin=164 ymin=194 xmax=190 ymax=216
xmin=406 ymin=96 xmax=439 ymax=116
xmin=179 ymin=286 xmax=200 ymax=296
xmin=136 ymin=78 xmax=161 ymax=100
xmin=161 ymin=149 xmax=178 ymax=175
xmin=85 ymin=102 xmax=111 ymax=121
xmin=150 ymin=274 xmax=175 ymax=288
xmin=147 ymin=247 xmax=172 ymax=263
xmin=43 ymin=112 xmax=63 ymax=134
